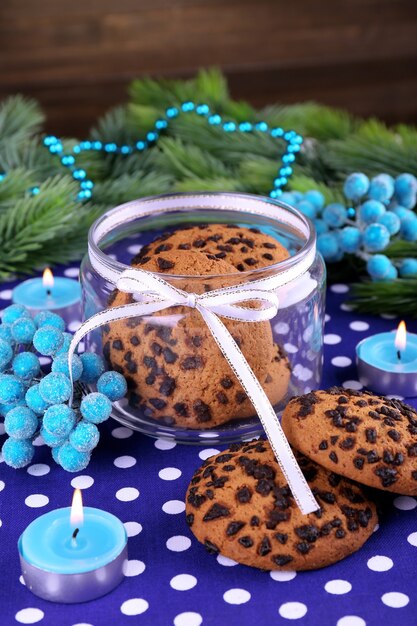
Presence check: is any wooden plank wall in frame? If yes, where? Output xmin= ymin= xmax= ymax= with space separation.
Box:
xmin=1 ymin=0 xmax=417 ymax=135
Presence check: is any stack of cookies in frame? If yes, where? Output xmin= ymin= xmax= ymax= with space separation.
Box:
xmin=103 ymin=224 xmax=291 ymax=429
xmin=186 ymin=386 xmax=417 ymax=571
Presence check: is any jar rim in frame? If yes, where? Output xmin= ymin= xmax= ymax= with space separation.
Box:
xmin=88 ymin=191 xmax=316 ymax=280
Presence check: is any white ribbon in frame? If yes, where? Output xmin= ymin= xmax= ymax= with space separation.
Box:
xmin=68 ymin=193 xmax=320 ymax=515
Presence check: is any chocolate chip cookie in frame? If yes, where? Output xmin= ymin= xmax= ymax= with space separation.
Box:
xmin=186 ymin=440 xmax=377 ymax=570
xmin=282 ymin=387 xmax=417 ymax=495
xmin=133 ymin=224 xmax=289 ymax=272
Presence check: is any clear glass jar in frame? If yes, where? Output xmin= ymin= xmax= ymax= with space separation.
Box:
xmin=80 ymin=192 xmax=326 ymax=444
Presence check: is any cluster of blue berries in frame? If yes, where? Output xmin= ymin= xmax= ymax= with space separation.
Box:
xmin=281 ymin=172 xmax=417 ymax=281
xmin=0 ymin=304 xmax=127 ymax=472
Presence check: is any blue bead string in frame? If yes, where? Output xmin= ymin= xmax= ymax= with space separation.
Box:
xmin=2 ymin=101 xmax=303 ymax=202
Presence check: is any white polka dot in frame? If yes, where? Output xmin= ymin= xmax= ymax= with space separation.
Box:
xmin=154 ymin=438 xmax=177 ymax=450
xmin=381 ymin=592 xmax=409 ymax=608
xmin=67 ymin=320 xmax=81 ymax=332
xmin=342 ymin=380 xmax=363 ymax=390
xmin=331 ymin=284 xmax=349 ymax=294
xmin=124 ymin=521 xmax=142 ymax=537
xmin=15 ymin=608 xmax=44 ymax=624
xmin=112 ymin=426 xmax=133 ymax=439
xmin=324 ymin=333 xmax=342 ymax=345
xmin=158 ymin=467 xmax=182 ymax=481
xmin=350 ymin=321 xmax=370 ymax=332
xmin=0 ymin=289 xmax=12 ymax=300
xmin=127 ymin=244 xmax=143 ymax=255
xmin=293 ymin=364 xmax=313 ymax=381
xmin=407 ymin=532 xmax=417 ymax=546
xmin=71 ymin=475 xmax=94 ymax=489
xmin=373 ymin=523 xmax=380 ymax=532
xmin=25 ymin=494 xmax=49 ymax=508
xmin=274 ymin=322 xmax=289 ymax=335
xmin=162 ymin=500 xmax=185 ymax=514
xmin=114 ymin=455 xmax=137 ymax=469
xmin=116 ymin=487 xmax=139 ymax=502
xmin=27 ymin=464 xmax=50 ymax=477
xmin=198 ymin=448 xmax=220 ymax=461
xmin=174 ymin=612 xmax=202 ymax=626
xmin=120 ymin=598 xmax=149 ymax=616
xmin=63 ymin=267 xmax=80 ymax=278
xmin=340 ymin=303 xmax=355 ymax=312
xmin=0 ymin=519 xmax=2 ymax=527
xmin=0 ymin=480 xmax=5 ymax=492
xmin=170 ymin=574 xmax=197 ymax=591
xmin=325 ymin=314 xmax=331 ymax=323
xmin=166 ymin=535 xmax=192 ymax=552
xmin=325 ymin=579 xmax=352 ymax=594
xmin=0 ymin=422 xmax=5 ymax=435
xmin=278 ymin=602 xmax=307 ymax=619
xmin=367 ymin=555 xmax=393 ymax=572
xmin=393 ymin=496 xmax=417 ymax=510
xmin=123 ymin=559 xmax=146 ymax=576
xmin=381 ymin=313 xmax=397 ymax=320
xmin=386 ymin=394 xmax=404 ymax=400
xmin=217 ymin=554 xmax=238 ymax=567
xmin=19 ymin=575 xmax=25 ymax=585
xmin=331 ymin=356 xmax=352 ymax=367
xmin=72 ymin=623 xmax=94 ymax=626
xmin=32 ymin=436 xmax=45 ymax=447
xmin=223 ymin=588 xmax=251 ymax=605
xmin=38 ymin=357 xmax=51 ymax=367
xmin=270 ymin=571 xmax=297 ymax=582
xmin=337 ymin=617 xmax=366 ymax=626
xmin=284 ymin=343 xmax=298 ymax=353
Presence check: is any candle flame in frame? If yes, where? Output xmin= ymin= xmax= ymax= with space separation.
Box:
xmin=42 ymin=268 xmax=54 ymax=288
xmin=70 ymin=489 xmax=84 ymax=527
xmin=395 ymin=320 xmax=407 ymax=352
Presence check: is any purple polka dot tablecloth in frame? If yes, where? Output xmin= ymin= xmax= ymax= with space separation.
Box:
xmin=0 ymin=269 xmax=416 ymax=626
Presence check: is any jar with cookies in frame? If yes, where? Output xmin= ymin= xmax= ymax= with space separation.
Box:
xmin=79 ymin=192 xmax=326 ymax=443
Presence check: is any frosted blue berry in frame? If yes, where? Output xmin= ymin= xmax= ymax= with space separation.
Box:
xmin=40 ymin=426 xmax=67 ymax=447
xmin=12 ymin=352 xmax=40 ymax=380
xmin=79 ymin=353 xmax=105 ymax=384
xmin=34 ymin=311 xmax=65 ymax=331
xmin=39 ymin=372 xmax=72 ymax=404
xmin=0 ymin=374 xmax=25 ymax=404
xmin=395 ymin=173 xmax=417 ymax=198
xmin=322 ymin=203 xmax=347 ymax=228
xmin=55 ymin=332 xmax=73 ymax=356
xmin=69 ymin=421 xmax=100 ymax=452
xmin=33 ymin=325 xmax=64 ymax=356
xmin=304 ymin=190 xmax=325 ymax=211
xmin=313 ymin=219 xmax=328 ymax=235
xmin=391 ymin=205 xmax=410 ymax=220
xmin=368 ymin=174 xmax=394 ymax=203
xmin=279 ymin=192 xmax=296 ymax=205
xmin=11 ymin=317 xmax=36 ymax=344
xmin=291 ymin=191 xmax=303 ymax=203
xmin=377 ymin=211 xmax=400 ymax=235
xmin=376 ymin=263 xmax=398 ymax=282
xmin=317 ymin=233 xmax=342 ymax=262
xmin=51 ymin=445 xmax=62 ymax=463
xmin=80 ymin=392 xmax=112 ymax=424
xmin=2 ymin=304 xmax=30 ymax=325
xmin=343 ymin=173 xmax=369 ymax=200
xmin=296 ymin=200 xmax=317 ymax=220
xmin=400 ymin=214 xmax=417 ymax=241
xmin=358 ymin=200 xmax=386 ymax=224
xmin=52 ymin=352 xmax=83 ymax=382
xmin=25 ymin=384 xmax=49 ymax=415
xmin=362 ymin=223 xmax=390 ymax=252
xmin=0 ymin=399 xmax=26 ymax=418
xmin=396 ymin=191 xmax=416 ymax=210
xmin=58 ymin=443 xmax=90 ymax=472
xmin=0 ymin=338 xmax=13 ymax=371
xmin=0 ymin=324 xmax=13 ymax=344
xmin=399 ymin=258 xmax=417 ymax=277
xmin=339 ymin=227 xmax=362 ymax=254
xmin=2 ymin=438 xmax=34 ymax=468
xmin=5 ymin=406 xmax=38 ymax=440
xmin=366 ymin=254 xmax=393 ymax=280
xmin=43 ymin=404 xmax=76 ymax=438
xmin=97 ymin=371 xmax=127 ymax=401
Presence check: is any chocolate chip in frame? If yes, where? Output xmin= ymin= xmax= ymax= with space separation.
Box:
xmin=155 ymin=243 xmax=173 ymax=253
xmin=244 ymin=257 xmax=257 ymax=266
xmin=151 ymin=342 xmax=162 ymax=356
xmin=149 ymin=398 xmax=167 ymax=410
xmin=295 ymin=525 xmax=319 ymax=542
xmin=256 ymin=479 xmax=274 ymax=496
xmin=130 ymin=336 xmax=140 ymax=346
xmin=226 ymin=521 xmax=245 ymax=536
xmin=263 ymin=242 xmax=277 ymax=249
xmin=329 ymin=451 xmax=338 ymax=463
xmin=216 ymin=391 xmax=229 ymax=404
xmin=236 ymin=263 xmax=245 ymax=271
xmin=262 ymin=253 xmax=274 ymax=261
xmin=193 ymin=238 xmax=206 ymax=248
xmin=193 ymin=400 xmax=212 ymax=422
xmin=272 ymin=555 xmax=293 ymax=566
xmin=387 ymin=429 xmax=401 ymax=442
xmin=236 ymin=487 xmax=252 ymax=503
xmin=126 ymin=360 xmax=137 ymax=374
xmin=238 ymin=536 xmax=254 ymax=548
xmin=274 ymin=533 xmax=288 ymax=544
xmin=191 ymin=335 xmax=202 ymax=347
xmin=296 ymin=542 xmax=311 ymax=554
xmin=319 ymin=440 xmax=328 ymax=450
xmin=204 ymin=540 xmax=220 ymax=554
xmin=145 ymin=374 xmax=155 ymax=385
xmin=112 ymin=339 xmax=124 ymax=351
xmin=258 ymin=537 xmax=271 ymax=556
xmin=162 ymin=347 xmax=178 ymax=364
xmin=157 ymin=257 xmax=175 ymax=270
xmin=220 ymin=377 xmax=233 ymax=389
xmin=365 ymin=428 xmax=377 ymax=444
xmin=143 ymin=356 xmax=156 ymax=369
xmin=178 ymin=243 xmax=191 ymax=250
xmin=181 ymin=356 xmax=203 ymax=370
xmin=250 ymin=516 xmax=260 ymax=526
xmin=367 ymin=451 xmax=380 ymax=464
xmin=216 ymin=454 xmax=233 ymax=463
xmin=335 ymin=529 xmax=346 ymax=538
xmin=353 ymin=457 xmax=365 ymax=469
xmin=330 ymin=435 xmax=339 ymax=445
xmin=186 ymin=513 xmax=194 ymax=526
xmin=235 ymin=391 xmax=247 ymax=404
xmin=159 ymin=376 xmax=176 ymax=397
xmin=203 ymin=503 xmax=230 ymax=521
xmin=407 ymin=443 xmax=417 ymax=457
xmin=339 ymin=437 xmax=356 ymax=450
xmin=375 ymin=466 xmax=398 ymax=487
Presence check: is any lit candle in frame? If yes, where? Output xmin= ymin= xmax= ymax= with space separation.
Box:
xmin=18 ymin=489 xmax=128 ymax=603
xmin=356 ymin=321 xmax=417 ymax=397
xmin=12 ymin=268 xmax=81 ymax=325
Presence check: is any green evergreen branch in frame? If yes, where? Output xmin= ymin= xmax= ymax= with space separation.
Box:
xmin=350 ymin=279 xmax=417 ymax=317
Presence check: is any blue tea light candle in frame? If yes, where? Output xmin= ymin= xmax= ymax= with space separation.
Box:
xmin=13 ymin=268 xmax=81 ymax=325
xmin=356 ymin=321 xmax=417 ymax=397
xmin=18 ymin=489 xmax=128 ymax=603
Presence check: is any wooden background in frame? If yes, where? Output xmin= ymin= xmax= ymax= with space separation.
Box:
xmin=1 ymin=0 xmax=417 ymax=136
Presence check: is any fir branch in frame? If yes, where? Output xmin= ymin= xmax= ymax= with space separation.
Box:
xmin=0 ymin=96 xmax=44 ymax=155
xmin=385 ymin=240 xmax=417 ymax=259
xmin=92 ymin=171 xmax=173 ymax=207
xmin=174 ymin=177 xmax=244 ymax=193
xmin=261 ymin=103 xmax=356 ymax=140
xmin=155 ymin=137 xmax=231 ymax=180
xmin=350 ymin=279 xmax=417 ymax=317
xmin=0 ymin=168 xmax=37 ymax=211
xmin=289 ymin=174 xmax=344 ymax=204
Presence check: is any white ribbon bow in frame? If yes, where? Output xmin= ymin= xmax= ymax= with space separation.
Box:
xmin=68 ymin=267 xmax=319 ymax=515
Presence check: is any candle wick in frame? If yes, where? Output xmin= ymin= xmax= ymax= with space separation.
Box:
xmin=397 ymin=350 xmax=401 ymax=361
xmin=72 ymin=527 xmax=79 ymax=541
xmin=46 ymin=289 xmax=51 ymax=297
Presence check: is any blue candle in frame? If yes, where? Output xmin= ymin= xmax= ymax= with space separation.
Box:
xmin=18 ymin=490 xmax=128 ymax=603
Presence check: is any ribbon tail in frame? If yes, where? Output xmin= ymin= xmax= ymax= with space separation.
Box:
xmin=197 ymin=306 xmax=319 ymax=515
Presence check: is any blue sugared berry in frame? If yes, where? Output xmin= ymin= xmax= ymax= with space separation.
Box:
xmin=368 ymin=174 xmax=394 ymax=203
xmin=55 ymin=332 xmax=73 ymax=356
xmin=279 ymin=192 xmax=296 ymax=205
xmin=69 ymin=421 xmax=100 ymax=452
xmin=0 ymin=399 xmax=26 ymax=418
xmin=317 ymin=233 xmax=342 ymax=262
xmin=391 ymin=205 xmax=410 ymax=220
xmin=51 ymin=445 xmax=62 ymax=463
xmin=322 ymin=203 xmax=347 ymax=228
xmin=40 ymin=426 xmax=67 ymax=447
xmin=0 ymin=324 xmax=13 ymax=344
xmin=1 ymin=304 xmax=30 ymax=325
xmin=343 ymin=172 xmax=369 ymax=200
xmin=304 ymin=190 xmax=325 ymax=211
xmin=11 ymin=317 xmax=36 ymax=344
xmin=0 ymin=338 xmax=13 ymax=371
xmin=400 ymin=214 xmax=417 ymax=241
xmin=80 ymin=392 xmax=112 ymax=424
xmin=58 ymin=443 xmax=90 ymax=472
xmin=339 ymin=227 xmax=362 ymax=254
xmin=12 ymin=352 xmax=40 ymax=380
xmin=366 ymin=254 xmax=393 ymax=280
xmin=5 ymin=406 xmax=38 ymax=440
xmin=358 ymin=200 xmax=386 ymax=224
xmin=395 ymin=173 xmax=417 ymax=198
xmin=25 ymin=384 xmax=49 ymax=415
xmin=79 ymin=353 xmax=105 ymax=384
xmin=34 ymin=311 xmax=65 ymax=331
xmin=97 ymin=371 xmax=127 ymax=401
xmin=33 ymin=325 xmax=64 ymax=356
xmin=377 ymin=211 xmax=400 ymax=235
xmin=43 ymin=404 xmax=76 ymax=438
xmin=0 ymin=374 xmax=25 ymax=404
xmin=52 ymin=352 xmax=83 ymax=382
xmin=296 ymin=200 xmax=317 ymax=220
xmin=362 ymin=223 xmax=390 ymax=252
xmin=313 ymin=219 xmax=328 ymax=235
xmin=2 ymin=438 xmax=34 ymax=468
xmin=39 ymin=372 xmax=72 ymax=404
xmin=399 ymin=258 xmax=417 ymax=277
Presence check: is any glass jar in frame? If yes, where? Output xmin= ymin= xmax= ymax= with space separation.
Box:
xmin=80 ymin=192 xmax=326 ymax=444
